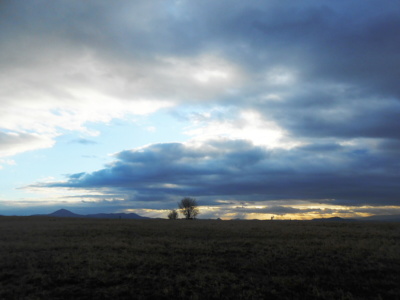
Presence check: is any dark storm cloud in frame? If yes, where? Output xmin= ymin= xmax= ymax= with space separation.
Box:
xmin=177 ymin=1 xmax=400 ymax=140
xmin=260 ymin=90 xmax=400 ymax=140
xmin=173 ymin=1 xmax=400 ymax=141
xmin=35 ymin=139 xmax=400 ymax=207
xmin=4 ymin=0 xmax=398 ymax=84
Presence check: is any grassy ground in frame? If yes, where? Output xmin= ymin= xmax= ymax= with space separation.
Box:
xmin=0 ymin=217 xmax=399 ymax=299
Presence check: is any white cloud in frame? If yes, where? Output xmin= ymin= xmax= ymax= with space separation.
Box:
xmin=185 ymin=109 xmax=303 ymax=149
xmin=0 ymin=131 xmax=55 ymax=158
xmin=0 ymin=37 xmax=246 ymax=157
xmin=0 ymin=49 xmax=174 ymax=133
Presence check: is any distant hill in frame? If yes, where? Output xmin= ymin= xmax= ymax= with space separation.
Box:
xmin=49 ymin=209 xmax=81 ymax=218
xmin=312 ymin=215 xmax=400 ymax=222
xmin=85 ymin=212 xmax=149 ymax=219
xmin=43 ymin=209 xmax=149 ymax=219
xmin=311 ymin=217 xmax=356 ymax=222
xmin=359 ymin=214 xmax=400 ymax=222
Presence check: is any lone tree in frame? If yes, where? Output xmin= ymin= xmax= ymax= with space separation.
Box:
xmin=178 ymin=197 xmax=199 ymax=220
xmin=167 ymin=209 xmax=178 ymax=220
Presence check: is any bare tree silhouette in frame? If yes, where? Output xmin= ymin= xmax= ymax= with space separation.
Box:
xmin=167 ymin=209 xmax=178 ymax=220
xmin=178 ymin=197 xmax=199 ymax=220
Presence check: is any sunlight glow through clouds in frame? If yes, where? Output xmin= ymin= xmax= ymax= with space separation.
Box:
xmin=185 ymin=109 xmax=302 ymax=149
xmin=195 ymin=204 xmax=400 ymax=221
xmin=125 ymin=204 xmax=374 ymax=220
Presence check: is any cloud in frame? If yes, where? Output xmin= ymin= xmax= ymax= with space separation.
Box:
xmin=184 ymin=109 xmax=301 ymax=149
xmin=70 ymin=138 xmax=98 ymax=145
xmin=232 ymin=205 xmax=310 ymax=216
xmin=2 ymin=1 xmax=400 ymax=145
xmin=32 ymin=138 xmax=400 ymax=207
xmin=0 ymin=131 xmax=55 ymax=157
xmin=0 ymin=1 xmax=247 ymax=157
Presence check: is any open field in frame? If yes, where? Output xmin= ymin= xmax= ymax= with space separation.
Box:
xmin=0 ymin=217 xmax=399 ymax=299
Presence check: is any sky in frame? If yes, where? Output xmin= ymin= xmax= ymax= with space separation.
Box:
xmin=1 ymin=0 xmax=400 ymax=219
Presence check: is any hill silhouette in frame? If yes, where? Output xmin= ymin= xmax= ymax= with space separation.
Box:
xmin=49 ymin=209 xmax=81 ymax=218
xmin=311 ymin=217 xmax=356 ymax=222
xmin=360 ymin=214 xmax=400 ymax=222
xmin=45 ymin=209 xmax=149 ymax=219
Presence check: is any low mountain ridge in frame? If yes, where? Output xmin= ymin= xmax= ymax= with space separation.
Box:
xmin=360 ymin=214 xmax=400 ymax=222
xmin=311 ymin=217 xmax=356 ymax=222
xmin=312 ymin=215 xmax=400 ymax=222
xmin=45 ymin=209 xmax=149 ymax=219
xmin=49 ymin=209 xmax=81 ymax=218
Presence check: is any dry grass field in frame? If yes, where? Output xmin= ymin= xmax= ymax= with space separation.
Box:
xmin=0 ymin=217 xmax=399 ymax=299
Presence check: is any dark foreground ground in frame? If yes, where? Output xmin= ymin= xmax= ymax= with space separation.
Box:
xmin=0 ymin=217 xmax=399 ymax=299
